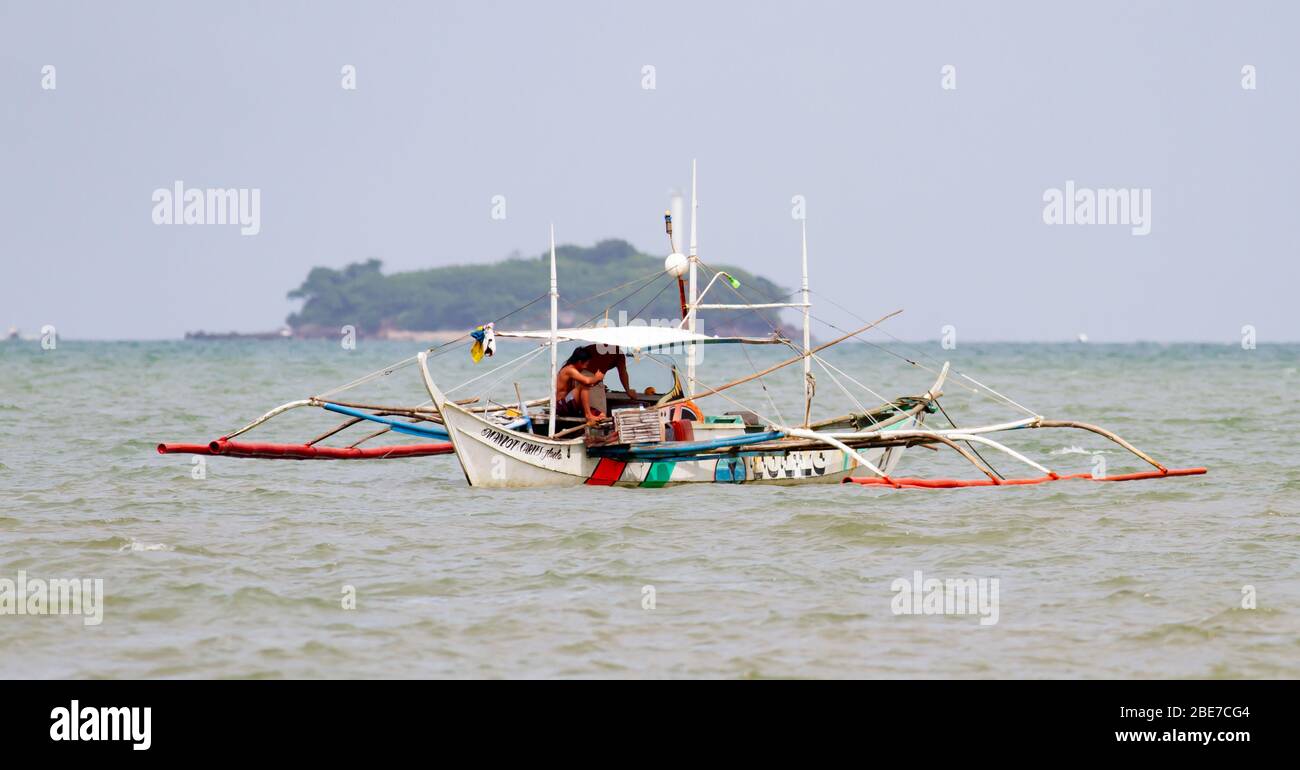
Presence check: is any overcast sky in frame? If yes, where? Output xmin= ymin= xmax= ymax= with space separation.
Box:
xmin=1 ymin=0 xmax=1296 ymax=341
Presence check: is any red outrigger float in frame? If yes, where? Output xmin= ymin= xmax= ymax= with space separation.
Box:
xmin=158 ymin=439 xmax=453 ymax=460
xmin=843 ymin=467 xmax=1207 ymax=489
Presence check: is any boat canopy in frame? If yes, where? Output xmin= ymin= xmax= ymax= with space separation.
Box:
xmin=495 ymin=325 xmax=785 ymax=351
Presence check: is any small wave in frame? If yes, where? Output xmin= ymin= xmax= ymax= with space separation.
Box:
xmin=119 ymin=538 xmax=172 ymax=552
xmin=1131 ymin=622 xmax=1215 ymax=643
xmin=1104 ymin=588 xmax=1162 ymax=603
xmin=1049 ymin=446 xmax=1111 ymax=456
xmin=133 ymin=606 xmax=185 ymax=621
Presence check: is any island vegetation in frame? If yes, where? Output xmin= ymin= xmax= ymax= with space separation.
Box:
xmin=286 ymin=239 xmax=792 ymax=339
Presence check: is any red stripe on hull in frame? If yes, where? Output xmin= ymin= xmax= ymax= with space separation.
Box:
xmin=586 ymin=458 xmax=627 ymax=486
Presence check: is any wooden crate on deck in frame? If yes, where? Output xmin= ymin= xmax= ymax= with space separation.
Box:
xmin=612 ymin=407 xmax=664 ymax=445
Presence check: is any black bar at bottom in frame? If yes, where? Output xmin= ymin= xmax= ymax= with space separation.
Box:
xmin=1 ymin=680 xmax=1286 ymax=757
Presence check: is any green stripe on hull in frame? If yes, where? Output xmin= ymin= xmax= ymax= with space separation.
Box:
xmin=639 ymin=461 xmax=677 ymax=488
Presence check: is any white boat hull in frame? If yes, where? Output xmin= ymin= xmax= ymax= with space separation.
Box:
xmin=436 ymin=397 xmax=913 ymax=489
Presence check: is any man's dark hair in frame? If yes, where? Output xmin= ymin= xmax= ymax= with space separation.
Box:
xmin=564 ymin=346 xmax=594 ymax=367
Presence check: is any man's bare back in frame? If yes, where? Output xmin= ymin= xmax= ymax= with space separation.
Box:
xmin=583 ymin=345 xmax=635 ymax=399
xmin=555 ymin=347 xmax=606 ymax=422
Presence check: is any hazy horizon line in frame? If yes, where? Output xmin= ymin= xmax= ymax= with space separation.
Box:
xmin=8 ymin=336 xmax=1296 ymax=345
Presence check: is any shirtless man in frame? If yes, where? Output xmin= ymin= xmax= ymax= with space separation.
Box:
xmin=580 ymin=344 xmax=636 ymax=401
xmin=555 ymin=346 xmax=606 ymax=424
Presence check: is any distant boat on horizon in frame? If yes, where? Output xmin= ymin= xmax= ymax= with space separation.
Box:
xmin=184 ymin=327 xmax=293 ymax=341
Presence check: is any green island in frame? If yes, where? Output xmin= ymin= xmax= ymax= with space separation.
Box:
xmin=284 ymin=239 xmax=792 ymax=340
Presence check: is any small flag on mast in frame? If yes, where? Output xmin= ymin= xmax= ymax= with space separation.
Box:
xmin=469 ymin=323 xmax=496 ymax=363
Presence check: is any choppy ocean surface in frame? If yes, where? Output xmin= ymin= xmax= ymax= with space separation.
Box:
xmin=0 ymin=340 xmax=1296 ymax=679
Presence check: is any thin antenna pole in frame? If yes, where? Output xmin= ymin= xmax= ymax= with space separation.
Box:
xmin=687 ymin=159 xmax=698 ymax=397
xmin=548 ymin=225 xmax=558 ymax=437
xmin=801 ymin=219 xmax=812 ymax=427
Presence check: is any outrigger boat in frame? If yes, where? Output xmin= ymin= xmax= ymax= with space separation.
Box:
xmin=160 ymin=164 xmax=1206 ymax=490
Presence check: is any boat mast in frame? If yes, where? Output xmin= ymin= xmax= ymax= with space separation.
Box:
xmin=801 ymin=219 xmax=812 ymax=427
xmin=548 ymin=225 xmax=558 ymax=437
xmin=687 ymin=159 xmax=699 ymax=397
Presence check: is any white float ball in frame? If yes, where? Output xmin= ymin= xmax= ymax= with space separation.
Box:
xmin=664 ymin=252 xmax=688 ymax=278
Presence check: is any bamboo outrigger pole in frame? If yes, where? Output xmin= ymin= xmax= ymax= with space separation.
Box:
xmin=687 ymin=159 xmax=699 ymax=398
xmin=801 ymin=218 xmax=812 ymax=427
xmin=548 ymin=224 xmax=559 ymax=437
xmin=654 ymin=310 xmax=902 ymax=414
xmin=550 ymin=311 xmax=904 ymax=441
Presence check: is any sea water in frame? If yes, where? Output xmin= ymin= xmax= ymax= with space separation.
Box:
xmin=0 ymin=340 xmax=1296 ymax=678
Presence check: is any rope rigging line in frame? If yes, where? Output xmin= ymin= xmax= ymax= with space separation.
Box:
xmin=694 ymin=260 xmax=882 ymax=425
xmin=558 ymin=270 xmax=661 ymax=315
xmin=695 ymin=260 xmax=788 ymax=339
xmin=242 ymin=242 xmax=1030 ymax=446
xmin=223 ymin=290 xmax=555 ymax=438
xmin=315 ymin=270 xmax=678 ymax=430
xmin=445 ymin=343 xmax=549 ymax=396
xmin=806 ymin=288 xmax=1039 ymax=418
xmin=556 ymin=270 xmax=676 ymax=334
xmin=625 ymin=279 xmax=676 ymax=325
xmin=612 ymin=260 xmax=791 ymax=425
xmin=564 ymin=268 xmax=673 ymax=309
xmin=813 ymin=357 xmax=870 ymax=415
xmin=322 ymin=345 xmax=550 ymax=447
xmin=810 ymin=353 xmax=896 ymax=412
xmin=691 ymin=256 xmax=1039 ymax=424
xmin=737 ymin=334 xmax=787 ymax=426
xmin=313 ymin=291 xmax=550 ymax=400
xmin=934 ymin=397 xmax=1004 ymax=480
xmin=700 ymin=264 xmax=1035 ymax=420
xmin=641 ymin=353 xmax=780 ymax=429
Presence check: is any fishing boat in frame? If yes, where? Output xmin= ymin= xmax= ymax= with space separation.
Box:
xmin=160 ymin=163 xmax=1206 ymax=490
